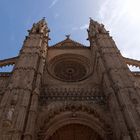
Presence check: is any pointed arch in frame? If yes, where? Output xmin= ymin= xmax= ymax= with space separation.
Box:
xmin=37 ymin=102 xmax=113 ymax=140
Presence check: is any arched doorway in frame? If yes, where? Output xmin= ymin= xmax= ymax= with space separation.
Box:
xmin=37 ymin=102 xmax=112 ymax=140
xmin=47 ymin=123 xmax=103 ymax=140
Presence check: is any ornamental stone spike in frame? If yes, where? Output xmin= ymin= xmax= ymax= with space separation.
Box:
xmin=29 ymin=18 xmax=49 ymax=37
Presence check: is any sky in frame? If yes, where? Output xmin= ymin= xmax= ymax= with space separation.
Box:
xmin=0 ymin=0 xmax=140 ymax=71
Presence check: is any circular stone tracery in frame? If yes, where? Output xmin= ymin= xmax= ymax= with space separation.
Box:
xmin=48 ymin=54 xmax=92 ymax=82
xmin=54 ymin=60 xmax=87 ymax=82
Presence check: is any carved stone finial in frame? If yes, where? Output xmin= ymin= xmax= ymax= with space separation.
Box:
xmin=65 ymin=34 xmax=71 ymax=39
xmin=89 ymin=17 xmax=94 ymax=22
xmin=43 ymin=17 xmax=46 ymax=20
xmin=88 ymin=18 xmax=108 ymax=41
xmin=29 ymin=18 xmax=49 ymax=36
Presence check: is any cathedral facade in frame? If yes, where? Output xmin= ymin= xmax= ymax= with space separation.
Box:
xmin=0 ymin=18 xmax=140 ymax=140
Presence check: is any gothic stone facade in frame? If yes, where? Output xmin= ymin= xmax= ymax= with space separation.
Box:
xmin=0 ymin=18 xmax=140 ymax=140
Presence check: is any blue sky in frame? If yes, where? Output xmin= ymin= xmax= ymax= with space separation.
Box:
xmin=0 ymin=0 xmax=140 ymax=63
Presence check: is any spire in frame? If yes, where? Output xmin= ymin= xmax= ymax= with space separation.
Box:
xmin=89 ymin=17 xmax=96 ymax=25
xmin=28 ymin=18 xmax=50 ymax=37
xmin=87 ymin=17 xmax=108 ymax=42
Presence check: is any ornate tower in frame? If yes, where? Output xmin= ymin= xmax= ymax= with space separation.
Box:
xmin=0 ymin=18 xmax=49 ymax=140
xmin=0 ymin=18 xmax=140 ymax=140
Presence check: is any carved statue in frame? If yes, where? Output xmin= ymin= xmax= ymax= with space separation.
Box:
xmin=11 ymin=93 xmax=18 ymax=105
xmin=6 ymin=107 xmax=14 ymax=121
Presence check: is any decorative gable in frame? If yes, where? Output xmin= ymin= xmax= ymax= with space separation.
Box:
xmin=50 ymin=36 xmax=88 ymax=48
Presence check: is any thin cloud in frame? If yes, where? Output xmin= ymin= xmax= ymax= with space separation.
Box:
xmin=79 ymin=24 xmax=88 ymax=30
xmin=54 ymin=13 xmax=59 ymax=19
xmin=49 ymin=0 xmax=58 ymax=8
xmin=72 ymin=27 xmax=78 ymax=31
xmin=72 ymin=24 xmax=88 ymax=31
xmin=98 ymin=0 xmax=140 ymax=60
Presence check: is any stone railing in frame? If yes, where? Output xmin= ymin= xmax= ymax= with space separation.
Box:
xmin=132 ymin=71 xmax=140 ymax=77
xmin=39 ymin=88 xmax=106 ymax=105
xmin=0 ymin=56 xmax=18 ymax=68
xmin=124 ymin=57 xmax=140 ymax=68
xmin=0 ymin=72 xmax=12 ymax=77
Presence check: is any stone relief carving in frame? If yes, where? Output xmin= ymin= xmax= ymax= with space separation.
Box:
xmin=39 ymin=101 xmax=110 ymax=127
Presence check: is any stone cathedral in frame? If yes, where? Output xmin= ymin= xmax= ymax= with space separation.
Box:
xmin=1 ymin=18 xmax=140 ymax=140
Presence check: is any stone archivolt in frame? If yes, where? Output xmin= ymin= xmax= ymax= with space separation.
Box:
xmin=37 ymin=101 xmax=112 ymax=140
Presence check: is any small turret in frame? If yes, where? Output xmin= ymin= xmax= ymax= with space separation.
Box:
xmin=28 ymin=18 xmax=50 ymax=37
xmin=87 ymin=18 xmax=108 ymax=45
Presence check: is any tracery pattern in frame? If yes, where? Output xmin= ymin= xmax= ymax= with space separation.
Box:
xmin=47 ymin=54 xmax=92 ymax=82
xmin=54 ymin=59 xmax=86 ymax=82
